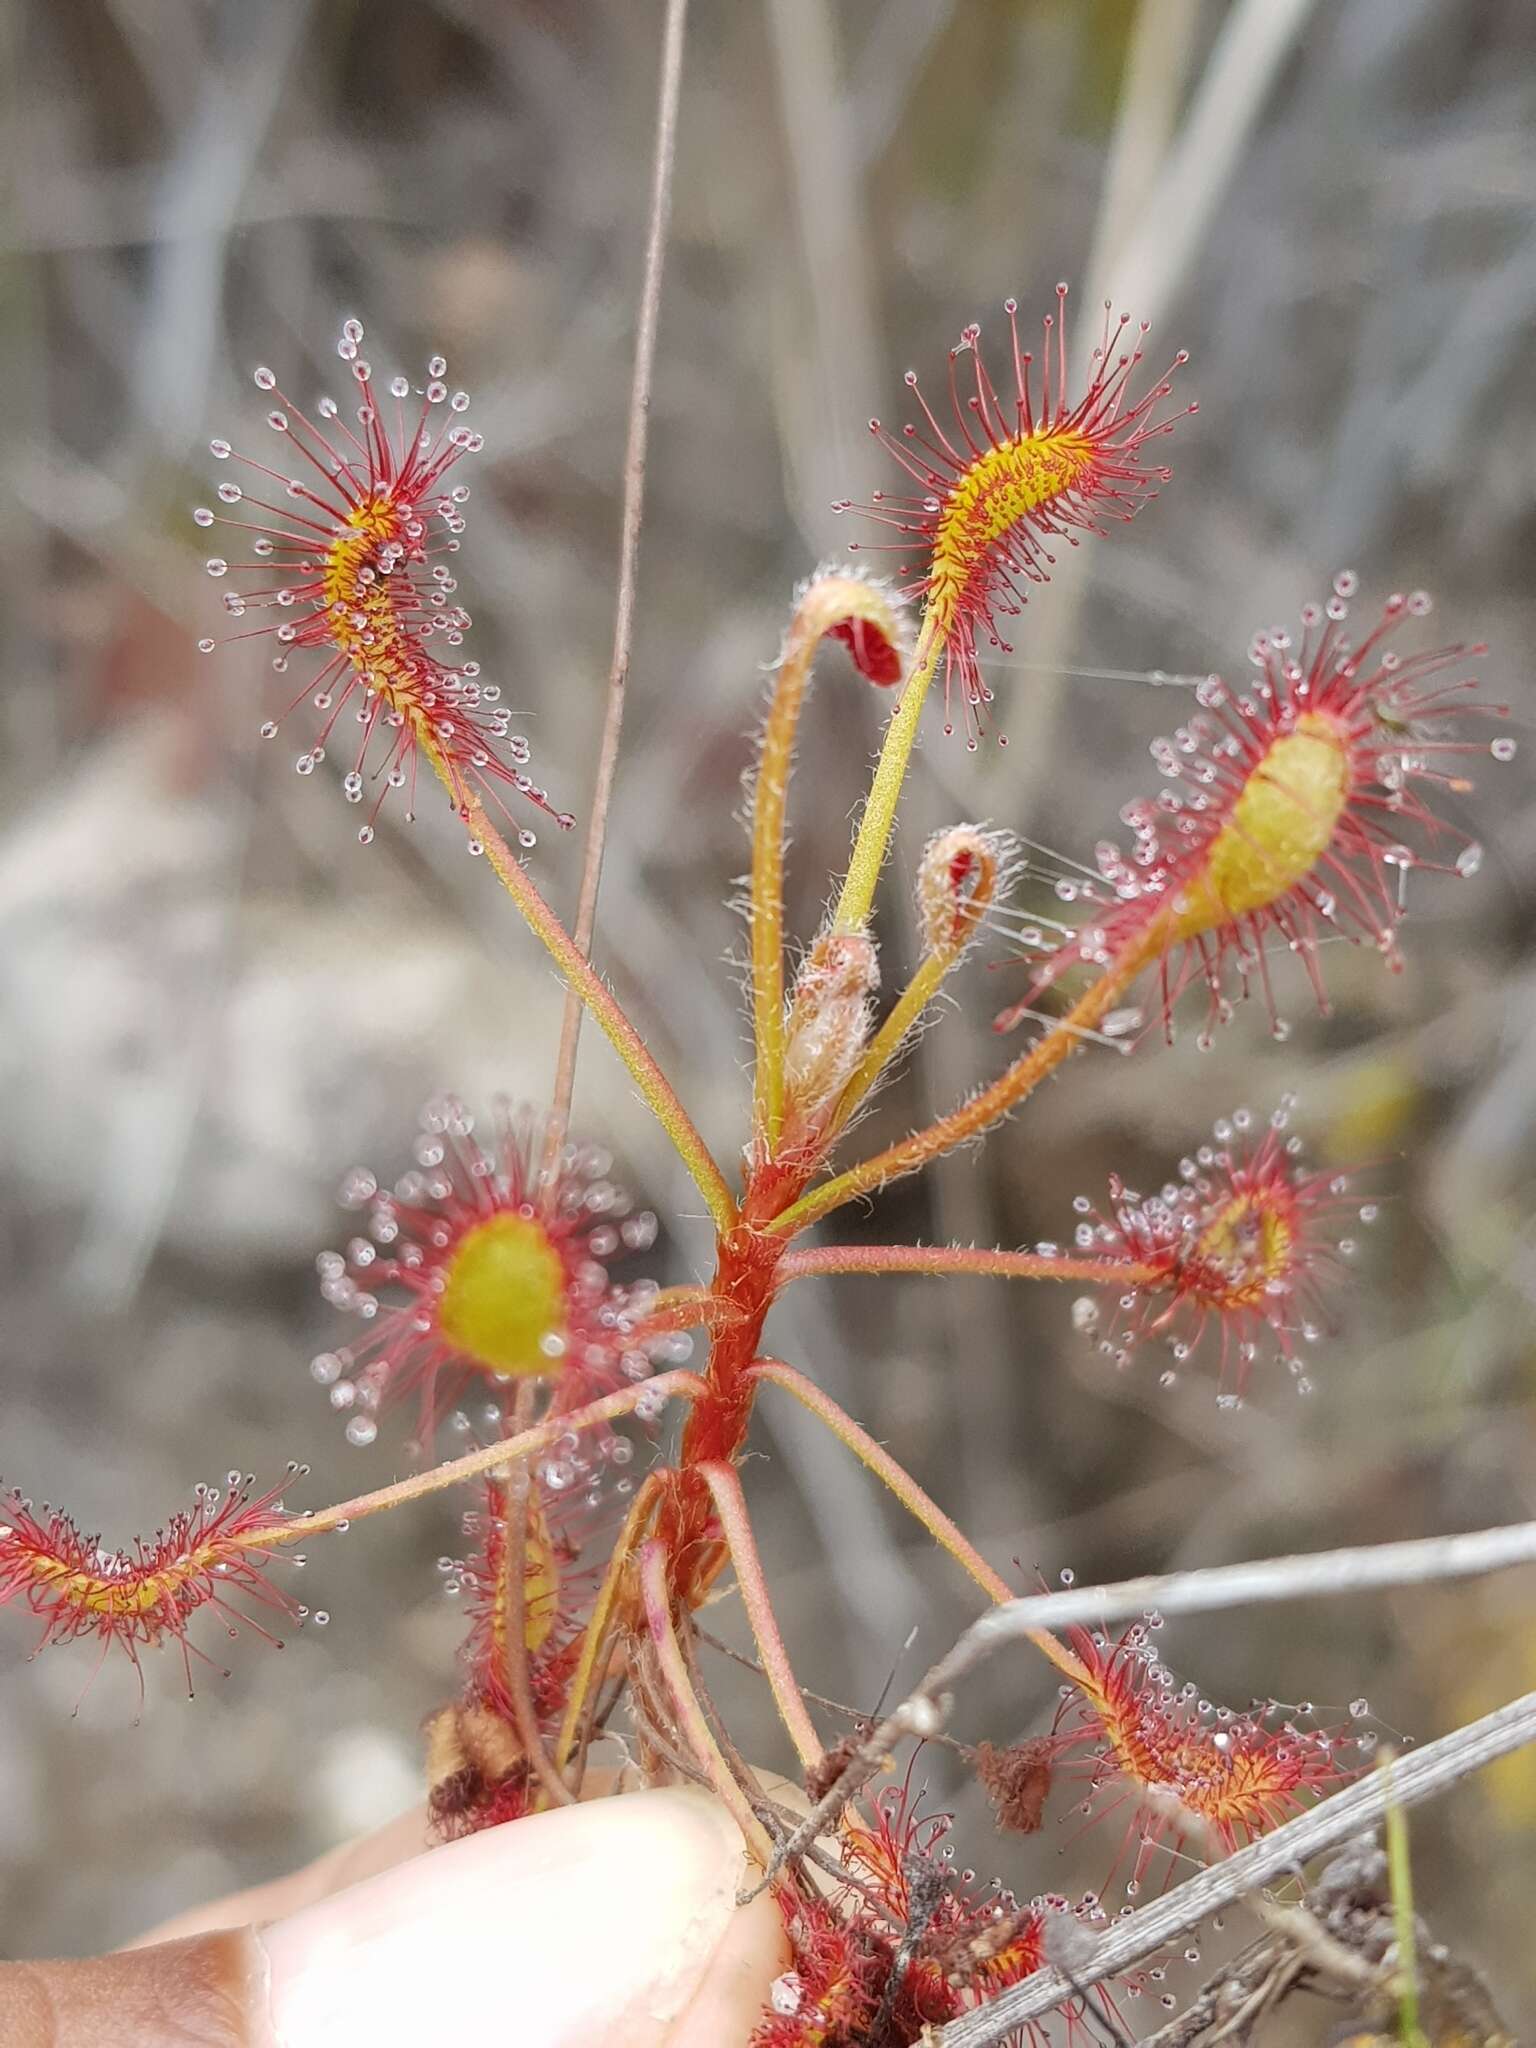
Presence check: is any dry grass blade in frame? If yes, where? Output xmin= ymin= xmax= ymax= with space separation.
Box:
xmin=549 ymin=0 xmax=689 ymax=1131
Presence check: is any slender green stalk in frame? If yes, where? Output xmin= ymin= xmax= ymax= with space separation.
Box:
xmin=1382 ymin=1753 xmax=1431 ymax=2048
xmin=831 ymin=622 xmax=940 ymax=931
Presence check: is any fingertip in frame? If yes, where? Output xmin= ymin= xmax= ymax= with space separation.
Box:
xmin=665 ymin=1880 xmax=789 ymax=2047
xmin=259 ymin=1786 xmax=769 ymax=2048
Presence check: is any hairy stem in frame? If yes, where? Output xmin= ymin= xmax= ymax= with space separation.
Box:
xmin=772 ymin=913 xmax=1172 ymax=1234
xmin=751 ymin=576 xmax=914 ymax=1145
xmin=697 ymin=1460 xmax=823 ymax=1770
xmin=245 ymin=1371 xmax=707 ymax=1546
xmin=420 ymin=736 xmax=736 ymax=1233
xmin=832 ymin=623 xmax=940 ymax=932
xmin=638 ymin=1283 xmax=727 ymax=1335
xmin=751 ymin=617 xmax=830 ymax=1142
xmin=550 ymin=0 xmax=689 ymax=1132
xmin=780 ymin=1243 xmax=1163 ymax=1286
xmin=638 ymin=1537 xmax=773 ymax=1860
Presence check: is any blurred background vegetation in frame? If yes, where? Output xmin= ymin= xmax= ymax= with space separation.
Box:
xmin=1 ymin=0 xmax=1532 ymax=2029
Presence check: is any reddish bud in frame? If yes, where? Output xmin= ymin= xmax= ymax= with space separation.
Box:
xmin=793 ymin=566 xmax=911 ymax=688
xmin=916 ymin=822 xmax=1017 ymax=962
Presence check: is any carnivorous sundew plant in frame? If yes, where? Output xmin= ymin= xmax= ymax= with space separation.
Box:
xmin=3 ymin=263 xmax=1513 ymax=2045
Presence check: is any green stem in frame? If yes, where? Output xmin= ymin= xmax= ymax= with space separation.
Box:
xmin=831 ymin=622 xmax=940 ymax=932
xmin=1382 ymin=1752 xmax=1431 ymax=2048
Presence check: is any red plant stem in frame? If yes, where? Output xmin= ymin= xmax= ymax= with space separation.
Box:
xmin=638 ymin=1537 xmax=772 ymax=1860
xmin=749 ymin=1358 xmax=1089 ymax=1689
xmin=697 ymin=1460 xmax=823 ymax=1770
xmin=550 ymin=0 xmax=690 ymax=1133
xmin=244 ymin=1371 xmax=708 ymax=1545
xmin=660 ymin=1159 xmax=816 ymax=1604
xmin=779 ymin=1244 xmax=1164 ymax=1286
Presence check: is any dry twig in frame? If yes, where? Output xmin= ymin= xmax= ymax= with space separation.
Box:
xmin=549 ymin=0 xmax=689 ymax=1129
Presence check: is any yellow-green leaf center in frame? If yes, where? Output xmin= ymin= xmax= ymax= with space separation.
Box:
xmin=1174 ymin=713 xmax=1351 ymax=938
xmin=437 ymin=1212 xmax=568 ymax=1379
xmin=927 ymin=429 xmax=1096 ymax=630
xmin=1191 ymin=1192 xmax=1294 ymax=1307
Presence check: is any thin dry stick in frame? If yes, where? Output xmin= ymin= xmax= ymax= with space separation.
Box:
xmin=901 ymin=1516 xmax=1536 ymax=1681
xmin=752 ymin=1516 xmax=1536 ymax=1893
xmin=933 ymin=1690 xmax=1536 ymax=2046
xmin=549 ymin=0 xmax=689 ymax=1132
